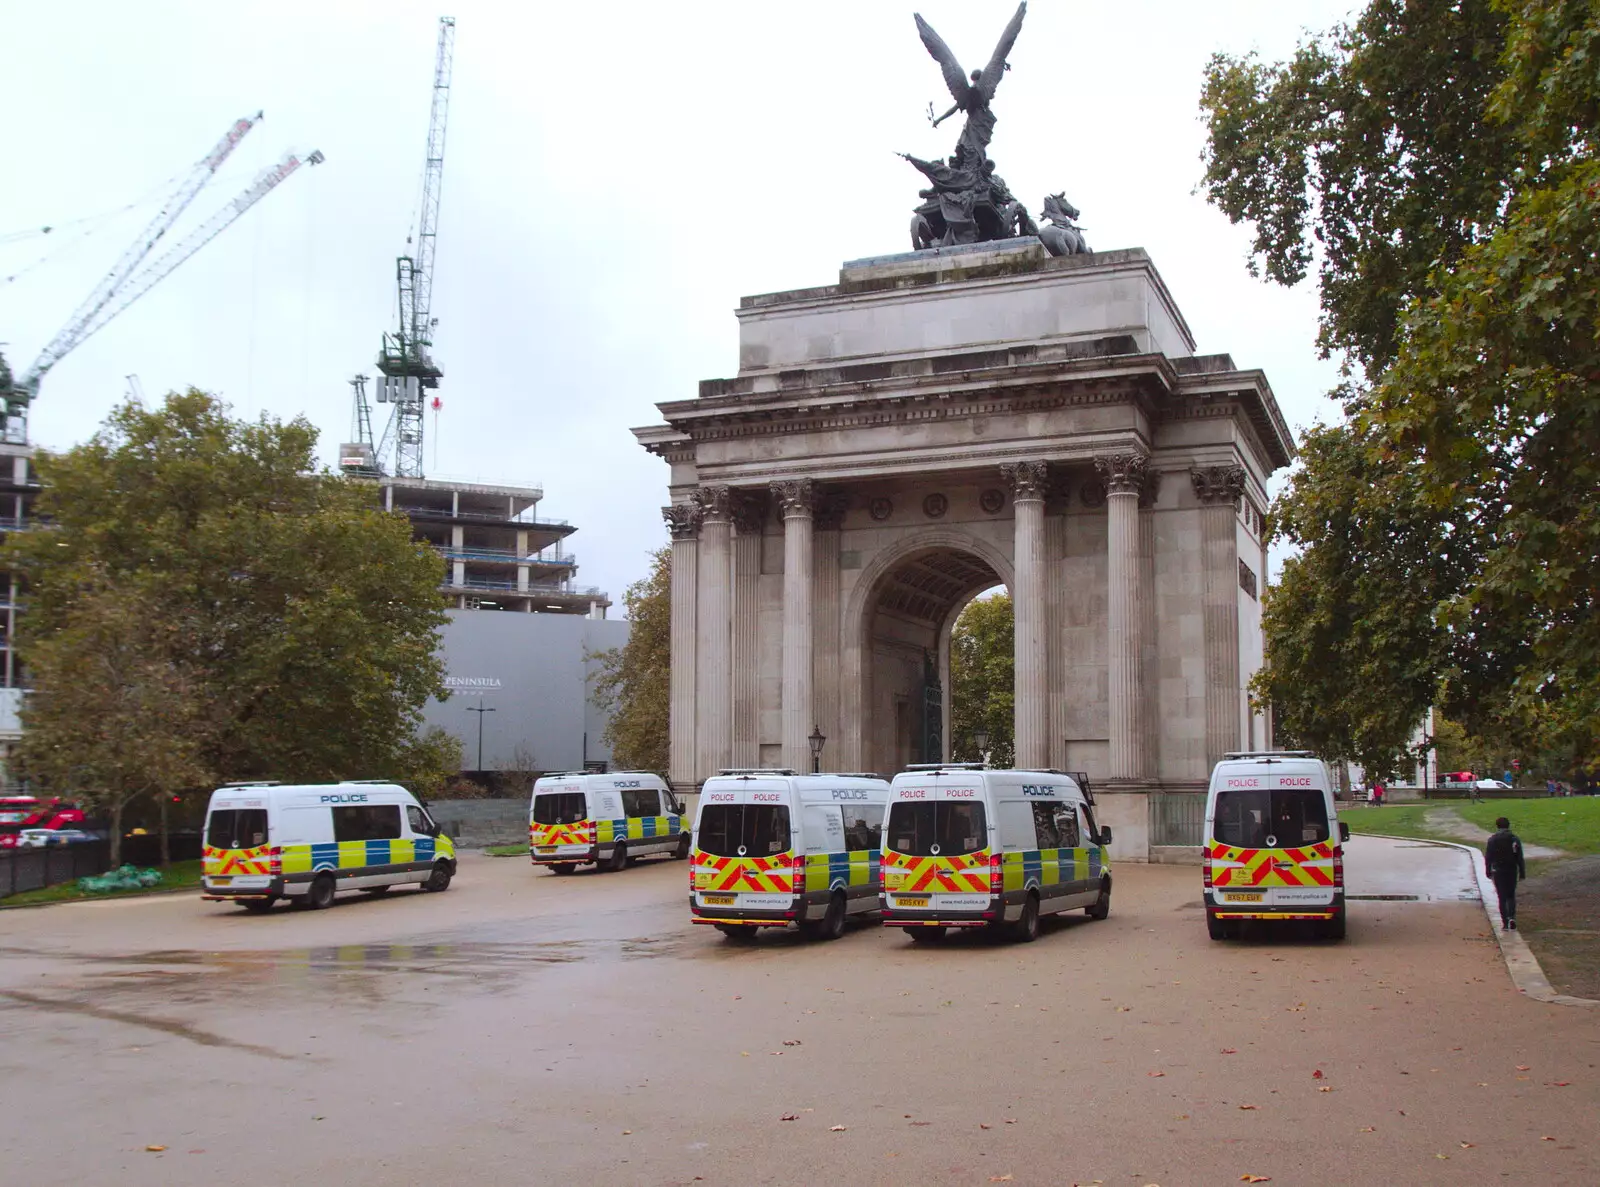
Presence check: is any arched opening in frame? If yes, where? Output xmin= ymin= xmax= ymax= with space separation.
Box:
xmin=861 ymin=547 xmax=1009 ymax=778
xmin=948 ymin=585 xmax=1014 ymax=766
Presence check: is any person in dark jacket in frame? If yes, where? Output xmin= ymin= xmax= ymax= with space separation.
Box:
xmin=1484 ymin=817 xmax=1527 ymax=930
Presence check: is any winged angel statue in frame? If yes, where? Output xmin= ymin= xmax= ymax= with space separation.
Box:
xmin=902 ymin=3 xmax=1088 ymax=256
xmin=916 ymin=3 xmax=1027 ymax=166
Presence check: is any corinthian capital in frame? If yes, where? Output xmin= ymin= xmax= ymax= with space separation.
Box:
xmin=1094 ymin=452 xmax=1150 ymax=497
xmin=770 ymin=478 xmax=816 ymax=519
xmin=729 ymin=489 xmax=768 ymax=535
xmin=662 ymin=502 xmax=702 ymax=540
xmin=815 ymin=490 xmax=850 ymax=531
xmin=693 ymin=484 xmax=732 ymax=522
xmin=999 ymin=460 xmax=1050 ymax=501
xmin=1190 ymin=464 xmax=1246 ymax=507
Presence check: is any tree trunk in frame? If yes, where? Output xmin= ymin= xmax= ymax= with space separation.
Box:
xmin=159 ymin=794 xmax=170 ymax=867
xmin=108 ymin=800 xmax=124 ymax=867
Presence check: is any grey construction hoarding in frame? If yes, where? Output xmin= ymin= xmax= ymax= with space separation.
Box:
xmin=420 ymin=610 xmax=629 ymax=773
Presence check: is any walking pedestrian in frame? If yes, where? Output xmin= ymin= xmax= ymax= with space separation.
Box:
xmin=1484 ymin=816 xmax=1526 ymax=930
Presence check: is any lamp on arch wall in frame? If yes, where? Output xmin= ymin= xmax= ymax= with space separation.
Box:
xmin=972 ymin=726 xmax=990 ymax=767
xmin=808 ymin=725 xmax=826 ymax=774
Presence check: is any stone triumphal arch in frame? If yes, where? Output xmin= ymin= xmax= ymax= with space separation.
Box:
xmin=635 ymin=242 xmax=1294 ymax=856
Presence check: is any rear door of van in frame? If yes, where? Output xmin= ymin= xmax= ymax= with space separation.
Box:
xmin=1207 ymin=766 xmax=1338 ymax=914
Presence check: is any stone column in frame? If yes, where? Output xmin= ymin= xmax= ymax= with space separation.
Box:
xmin=1192 ymin=465 xmax=1245 ymax=768
xmin=813 ymin=492 xmax=848 ymax=768
xmin=694 ymin=486 xmax=733 ymax=781
xmin=772 ymin=479 xmax=816 ymax=772
xmin=1096 ymin=453 xmax=1149 ymax=782
xmin=663 ymin=503 xmax=702 ymax=792
xmin=730 ymin=491 xmax=767 ymax=769
xmin=1001 ymin=461 xmax=1049 ymax=769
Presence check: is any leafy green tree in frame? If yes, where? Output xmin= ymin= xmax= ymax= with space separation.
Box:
xmin=1206 ymin=1 xmax=1600 ymax=767
xmin=590 ymin=546 xmax=670 ymax=773
xmin=7 ymin=390 xmax=454 ymax=805
xmin=949 ymin=591 xmax=1014 ymax=767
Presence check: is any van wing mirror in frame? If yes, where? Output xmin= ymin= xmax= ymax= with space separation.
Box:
xmin=1339 ymin=822 xmax=1350 ymax=843
xmin=1099 ymin=827 xmax=1113 ymax=846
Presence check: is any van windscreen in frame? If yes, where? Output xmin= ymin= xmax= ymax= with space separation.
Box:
xmin=1213 ymin=790 xmax=1329 ymax=849
xmin=885 ymin=801 xmax=987 ymax=857
xmin=696 ymin=804 xmax=791 ymax=857
xmin=533 ymin=793 xmax=587 ymax=825
xmin=207 ymin=809 xmax=268 ymax=850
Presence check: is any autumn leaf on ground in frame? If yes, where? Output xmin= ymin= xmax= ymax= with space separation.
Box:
xmin=1541 ymin=1136 xmax=1556 ymax=1141
xmin=783 ymin=1040 xmax=802 ymax=1046
xmin=909 ymin=1121 xmax=931 ymax=1127
xmin=1238 ymin=1104 xmax=1258 ymax=1110
xmin=1220 ymin=1048 xmax=1238 ymax=1054
xmin=980 ymin=1123 xmax=992 ymax=1129
xmin=780 ymin=1114 xmax=798 ymax=1122
xmin=1546 ymin=1081 xmax=1572 ymax=1087
xmin=1148 ymin=1071 xmax=1166 ymax=1077
xmin=1318 ymin=1086 xmax=1333 ymax=1093
xmin=830 ymin=1124 xmax=847 ymax=1131
xmin=1241 ymin=1176 xmax=1272 ymax=1183
xmin=1459 ymin=1142 xmax=1474 ymax=1149
xmin=1005 ymin=1119 xmax=1017 ymax=1124
xmin=145 ymin=1146 xmax=166 ymax=1153
xmin=1312 ymin=1069 xmax=1324 ymax=1079
xmin=1359 ymin=1127 xmax=1376 ymax=1133
xmin=1515 ymin=1064 xmax=1530 ymax=1070
xmin=989 ymin=1177 xmax=1014 ymax=1183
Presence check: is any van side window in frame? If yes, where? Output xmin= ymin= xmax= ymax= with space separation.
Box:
xmin=621 ymin=788 xmax=661 ymax=818
xmin=844 ymin=804 xmax=883 ymax=852
xmin=1031 ymin=802 xmax=1061 ymax=850
xmin=1055 ymin=805 xmax=1081 ymax=848
xmin=406 ymin=805 xmax=432 ymax=835
xmin=333 ymin=805 xmax=402 ymax=842
xmin=1080 ymin=803 xmax=1100 ymax=845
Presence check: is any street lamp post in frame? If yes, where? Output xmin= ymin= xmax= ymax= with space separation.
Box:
xmin=808 ymin=725 xmax=826 ymax=774
xmin=465 ymin=703 xmax=496 ymax=772
xmin=972 ymin=726 xmax=991 ymax=768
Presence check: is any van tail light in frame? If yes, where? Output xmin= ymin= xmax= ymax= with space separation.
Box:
xmin=268 ymin=846 xmax=282 ymax=876
xmin=1203 ymin=850 xmax=1213 ymax=888
xmin=792 ymin=852 xmax=806 ymax=897
xmin=989 ymin=851 xmax=1003 ymax=895
xmin=1332 ymin=848 xmax=1344 ymax=889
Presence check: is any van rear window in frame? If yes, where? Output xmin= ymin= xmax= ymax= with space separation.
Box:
xmin=697 ymin=804 xmax=791 ymax=857
xmin=1213 ymin=790 xmax=1329 ymax=848
xmin=885 ymin=801 xmax=987 ymax=857
xmin=207 ymin=809 xmax=268 ymax=850
xmin=533 ymin=793 xmax=587 ymax=825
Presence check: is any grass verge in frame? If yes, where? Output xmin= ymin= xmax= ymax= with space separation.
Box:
xmin=1342 ymin=797 xmax=1600 ymax=855
xmin=0 ymin=859 xmax=203 ymax=907
xmin=483 ymin=844 xmax=528 ymax=857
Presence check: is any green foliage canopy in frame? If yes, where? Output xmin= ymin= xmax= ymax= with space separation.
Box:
xmin=8 ymin=390 xmax=456 ymax=807
xmin=1205 ymin=0 xmax=1600 ymax=770
xmin=949 ymin=591 xmax=1014 ymax=767
xmin=590 ymin=545 xmax=670 ymax=774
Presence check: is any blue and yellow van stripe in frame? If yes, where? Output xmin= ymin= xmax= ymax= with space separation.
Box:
xmin=594 ymin=815 xmax=684 ymax=844
xmin=279 ymin=835 xmax=453 ymax=875
xmin=799 ymin=849 xmax=879 ymax=893
xmin=1001 ymin=846 xmax=1105 ymax=892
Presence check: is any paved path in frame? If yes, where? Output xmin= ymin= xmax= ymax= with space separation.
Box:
xmin=1420 ymin=807 xmax=1563 ymax=858
xmin=2 ymin=851 xmax=1597 ymax=1186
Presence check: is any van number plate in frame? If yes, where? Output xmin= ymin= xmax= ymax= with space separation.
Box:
xmin=536 ymin=846 xmax=557 ymax=853
xmin=702 ymin=893 xmax=735 ymax=905
xmin=1226 ymin=892 xmax=1263 ymax=902
xmin=895 ymin=895 xmax=929 ymax=908
xmin=209 ymin=876 xmax=232 ymax=885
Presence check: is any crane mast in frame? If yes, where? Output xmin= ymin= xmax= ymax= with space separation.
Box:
xmin=6 ymin=111 xmax=263 ymax=440
xmin=372 ymin=15 xmax=455 ymax=480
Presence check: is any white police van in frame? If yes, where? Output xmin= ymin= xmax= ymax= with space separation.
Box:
xmin=690 ymin=769 xmax=891 ymax=941
xmin=881 ymin=765 xmax=1112 ymax=942
xmin=528 ymin=771 xmax=687 ymax=873
xmin=1203 ymin=751 xmax=1351 ymax=940
xmin=201 ymin=781 xmax=455 ymax=911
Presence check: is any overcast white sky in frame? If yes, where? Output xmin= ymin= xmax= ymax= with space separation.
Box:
xmin=2 ymin=0 xmax=1357 ymax=608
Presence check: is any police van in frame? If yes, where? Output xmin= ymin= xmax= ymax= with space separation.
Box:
xmin=201 ymin=781 xmax=455 ymax=912
xmin=689 ymin=769 xmax=891 ymax=941
xmin=880 ymin=765 xmax=1112 ymax=943
xmin=528 ymin=771 xmax=687 ymax=873
xmin=1203 ymin=750 xmax=1351 ymax=940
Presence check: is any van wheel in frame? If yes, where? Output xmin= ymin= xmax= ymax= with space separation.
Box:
xmin=423 ymin=862 xmax=453 ymax=892
xmin=1011 ymin=894 xmax=1041 ymax=943
xmin=675 ymin=834 xmax=691 ymax=860
xmin=606 ymin=844 xmax=628 ymax=872
xmin=1086 ymin=879 xmax=1111 ymax=920
xmin=550 ymin=863 xmax=577 ymax=876
xmin=240 ymin=897 xmax=275 ymax=913
xmin=1207 ymin=913 xmax=1234 ymax=941
xmin=714 ymin=924 xmax=758 ymax=942
xmin=805 ymin=892 xmax=847 ymax=941
xmin=307 ymin=874 xmax=336 ymax=910
xmin=907 ymin=926 xmax=946 ymax=943
xmin=1322 ymin=906 xmax=1347 ymax=941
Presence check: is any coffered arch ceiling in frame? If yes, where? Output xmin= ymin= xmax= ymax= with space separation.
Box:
xmin=874 ymin=548 xmax=1003 ymax=627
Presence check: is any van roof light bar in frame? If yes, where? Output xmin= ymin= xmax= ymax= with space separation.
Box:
xmin=819 ymin=772 xmax=883 ymax=779
xmin=220 ymin=780 xmax=281 ymax=788
xmin=1222 ymin=750 xmax=1316 ymax=760
xmin=716 ymin=767 xmax=799 ymax=776
xmin=902 ymin=762 xmax=986 ymax=772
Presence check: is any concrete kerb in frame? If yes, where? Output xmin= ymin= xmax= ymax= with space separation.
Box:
xmin=1363 ymin=831 xmax=1597 ymax=1008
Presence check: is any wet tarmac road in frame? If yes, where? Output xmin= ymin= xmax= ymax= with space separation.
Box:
xmin=1 ymin=837 xmax=1596 ymax=1186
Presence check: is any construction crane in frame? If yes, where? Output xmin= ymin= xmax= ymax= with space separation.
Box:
xmin=356 ymin=15 xmax=455 ymax=480
xmin=3 ymin=112 xmax=262 ymax=440
xmin=3 ymin=117 xmax=323 ymax=445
